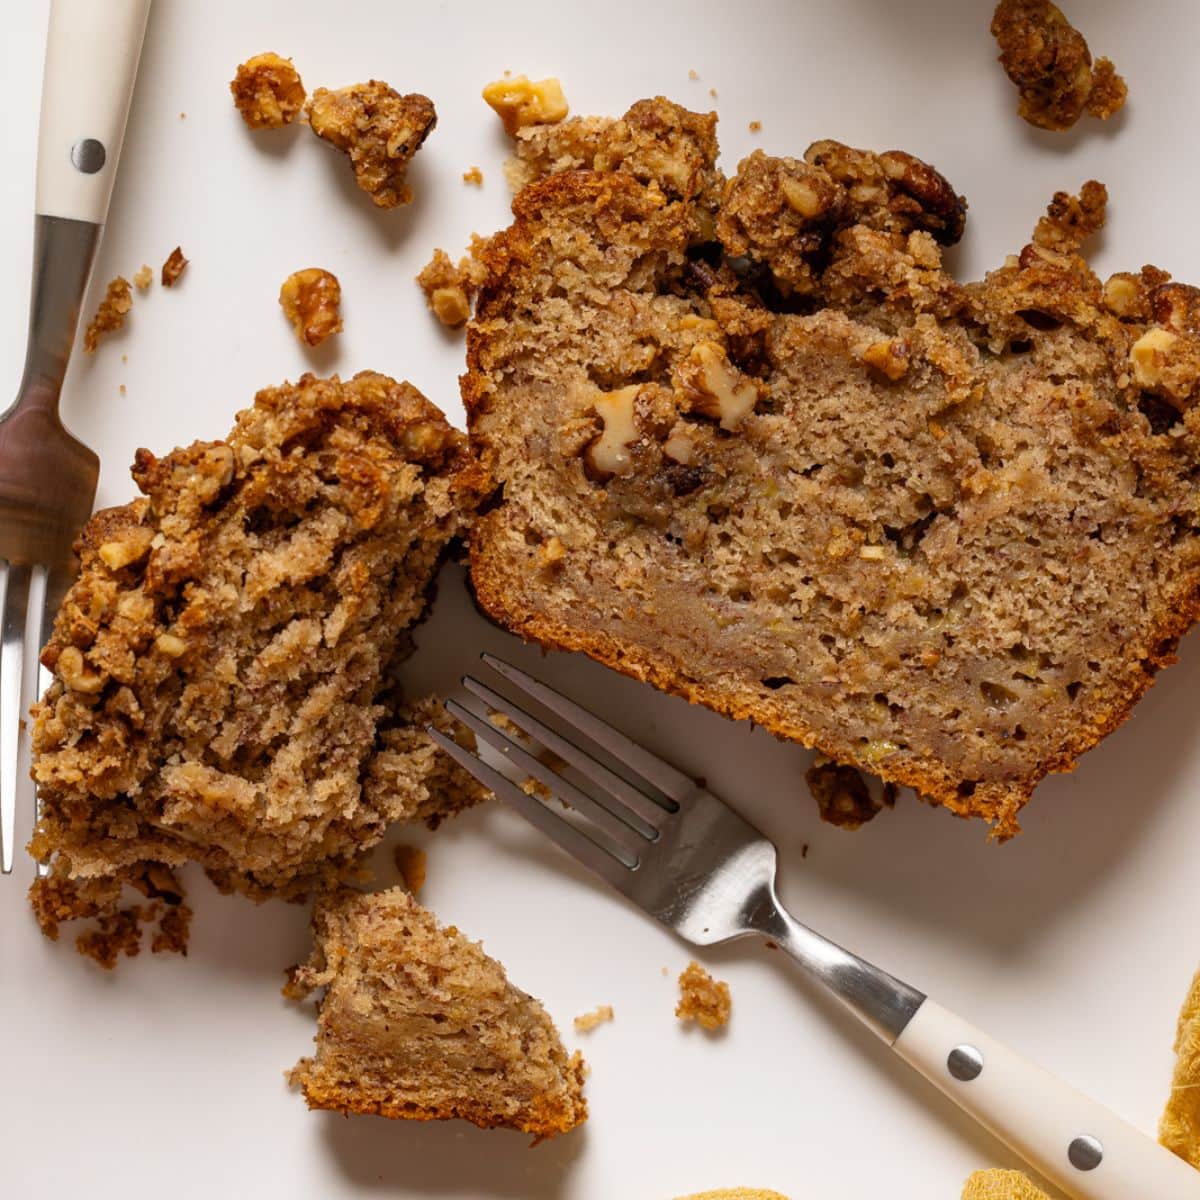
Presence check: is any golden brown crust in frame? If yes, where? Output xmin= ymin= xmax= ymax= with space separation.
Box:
xmin=230 ymin=52 xmax=306 ymax=129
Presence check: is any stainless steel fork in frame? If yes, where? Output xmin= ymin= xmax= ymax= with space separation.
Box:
xmin=0 ymin=0 xmax=151 ymax=873
xmin=430 ymin=654 xmax=1200 ymax=1200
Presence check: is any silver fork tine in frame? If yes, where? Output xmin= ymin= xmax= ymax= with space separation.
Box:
xmin=462 ymin=674 xmax=676 ymax=829
xmin=480 ymin=653 xmax=697 ymax=803
xmin=26 ymin=564 xmax=53 ymax=877
xmin=426 ymin=725 xmax=636 ymax=884
xmin=1 ymin=561 xmax=32 ymax=873
xmin=444 ymin=698 xmax=653 ymax=852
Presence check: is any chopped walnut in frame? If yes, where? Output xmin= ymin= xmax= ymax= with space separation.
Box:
xmin=161 ymin=246 xmax=188 ymax=288
xmin=990 ymin=1 xmax=1127 ymax=131
xmin=416 ymin=248 xmax=481 ymax=328
xmin=482 ymin=75 xmax=569 ymax=135
xmin=133 ymin=265 xmax=153 ymax=291
xmin=676 ymin=961 xmax=731 ymax=1031
xmin=306 ymin=82 xmax=436 ymax=208
xmin=806 ymin=758 xmax=896 ymax=829
xmin=573 ymin=1004 xmax=614 ymax=1032
xmin=230 ymin=52 xmax=306 ymax=129
xmin=676 ymin=341 xmax=760 ymax=431
xmin=462 ymin=165 xmax=484 ymax=186
xmin=1129 ymin=326 xmax=1200 ymax=409
xmin=584 ymin=385 xmax=641 ymax=479
xmin=83 ymin=276 xmax=132 ymax=353
xmin=393 ymin=843 xmax=427 ymax=894
xmin=540 ymin=535 xmax=567 ymax=569
xmin=279 ymin=268 xmax=343 ymax=347
xmin=861 ymin=338 xmax=910 ymax=381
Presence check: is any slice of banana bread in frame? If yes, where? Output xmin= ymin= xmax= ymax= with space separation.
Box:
xmin=465 ymin=97 xmax=1200 ymax=836
xmin=29 ymin=372 xmax=487 ymax=955
xmin=287 ymin=886 xmax=587 ymax=1138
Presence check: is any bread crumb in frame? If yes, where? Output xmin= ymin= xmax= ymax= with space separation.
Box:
xmin=306 ymin=82 xmax=436 ymax=209
xmin=121 ymin=354 xmax=128 ymax=364
xmin=133 ymin=265 xmax=153 ymax=291
xmin=748 ymin=120 xmax=762 ymax=133
xmin=119 ymin=384 xmax=126 ymax=397
xmin=676 ymin=961 xmax=730 ymax=1031
xmin=483 ymin=75 xmax=568 ymax=135
xmin=960 ymin=1169 xmax=1050 ymax=1199
xmin=179 ymin=112 xmax=186 ymax=120
xmin=230 ymin=52 xmax=306 ymax=129
xmin=709 ymin=87 xmax=718 ymax=99
xmin=573 ymin=1004 xmax=614 ymax=1032
xmin=1161 ymin=966 xmax=1200 ymax=1166
xmin=416 ymin=246 xmax=486 ymax=329
xmin=279 ymin=267 xmax=342 ymax=346
xmin=688 ymin=69 xmax=699 ymax=80
xmin=462 ymin=165 xmax=484 ymax=186
xmin=161 ymin=246 xmax=188 ymax=288
xmin=393 ymin=844 xmax=427 ymax=895
xmin=83 ymin=277 xmax=132 ymax=353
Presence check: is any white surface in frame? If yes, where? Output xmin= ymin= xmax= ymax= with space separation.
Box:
xmin=893 ymin=999 xmax=1200 ymax=1199
xmin=2 ymin=2 xmax=1199 ymax=1197
xmin=36 ymin=0 xmax=151 ymax=223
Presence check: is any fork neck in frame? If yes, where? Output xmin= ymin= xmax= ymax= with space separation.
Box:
xmin=8 ymin=215 xmax=100 ymax=420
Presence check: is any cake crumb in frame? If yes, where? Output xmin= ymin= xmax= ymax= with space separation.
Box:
xmin=133 ymin=265 xmax=153 ymax=291
xmin=179 ymin=112 xmax=186 ymax=120
xmin=416 ymin=246 xmax=486 ymax=329
xmin=230 ymin=52 xmax=306 ymax=129
xmin=688 ymin=69 xmax=699 ymax=81
xmin=462 ymin=165 xmax=484 ymax=186
xmin=676 ymin=961 xmax=731 ymax=1031
xmin=121 ymin=354 xmax=128 ymax=364
xmin=83 ymin=276 xmax=132 ymax=353
xmin=573 ymin=1004 xmax=614 ymax=1032
xmin=709 ymin=87 xmax=718 ymax=99
xmin=161 ymin=246 xmax=188 ymax=288
xmin=306 ymin=81 xmax=436 ymax=209
xmin=483 ymin=75 xmax=568 ymax=134
xmin=991 ymin=0 xmax=1127 ymax=131
xmin=279 ymin=267 xmax=343 ymax=346
xmin=393 ymin=844 xmax=427 ymax=895
xmin=748 ymin=120 xmax=762 ymax=133
xmin=119 ymin=384 xmax=126 ymax=397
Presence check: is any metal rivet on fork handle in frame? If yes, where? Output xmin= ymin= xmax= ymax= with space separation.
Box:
xmin=1068 ymin=1135 xmax=1104 ymax=1171
xmin=947 ymin=1044 xmax=983 ymax=1082
xmin=70 ymin=138 xmax=106 ymax=174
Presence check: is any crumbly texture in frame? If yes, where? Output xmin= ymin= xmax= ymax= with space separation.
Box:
xmin=161 ymin=246 xmax=188 ymax=288
xmin=961 ymin=1170 xmax=1051 ymax=1200
xmin=83 ymin=276 xmax=132 ymax=353
xmin=306 ymin=82 xmax=436 ymax=209
xmin=483 ymin=75 xmax=568 ymax=135
xmin=279 ymin=268 xmax=343 ymax=346
xmin=393 ymin=843 xmax=426 ymax=894
xmin=230 ymin=52 xmax=306 ymax=129
xmin=676 ymin=961 xmax=731 ymax=1030
xmin=416 ymin=248 xmax=487 ymax=329
xmin=465 ymin=97 xmax=1200 ymax=837
xmin=29 ymin=372 xmax=487 ymax=955
xmin=806 ymin=759 xmax=897 ymax=829
xmin=286 ymin=886 xmax=587 ymax=1137
xmin=133 ymin=265 xmax=153 ymax=291
xmin=573 ymin=1004 xmax=614 ymax=1032
xmin=676 ymin=1192 xmax=790 ymax=1200
xmin=1161 ymin=967 xmax=1200 ymax=1166
xmin=463 ymin=166 xmax=484 ymax=186
xmin=991 ymin=1 xmax=1127 ymax=131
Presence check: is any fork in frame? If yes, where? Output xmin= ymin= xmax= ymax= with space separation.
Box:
xmin=430 ymin=654 xmax=1200 ymax=1200
xmin=0 ymin=0 xmax=152 ymax=873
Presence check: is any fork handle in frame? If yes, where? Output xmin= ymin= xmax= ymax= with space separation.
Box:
xmin=36 ymin=0 xmax=152 ymax=225
xmin=891 ymin=997 xmax=1199 ymax=1198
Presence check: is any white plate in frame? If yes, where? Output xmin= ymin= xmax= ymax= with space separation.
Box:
xmin=3 ymin=2 xmax=1199 ymax=1197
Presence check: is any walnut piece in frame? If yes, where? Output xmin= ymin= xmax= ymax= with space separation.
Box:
xmin=861 ymin=338 xmax=910 ymax=381
xmin=584 ymin=384 xmax=641 ymax=478
xmin=83 ymin=276 xmax=132 ymax=354
xmin=133 ymin=265 xmax=153 ymax=291
xmin=990 ymin=1 xmax=1127 ymax=131
xmin=482 ymin=75 xmax=569 ymax=135
xmin=161 ymin=246 xmax=188 ymax=288
xmin=279 ymin=268 xmax=343 ymax=347
xmin=677 ymin=341 xmax=760 ymax=431
xmin=230 ymin=52 xmax=306 ymax=129
xmin=675 ymin=961 xmax=731 ymax=1031
xmin=416 ymin=248 xmax=482 ymax=328
xmin=306 ymin=81 xmax=436 ymax=209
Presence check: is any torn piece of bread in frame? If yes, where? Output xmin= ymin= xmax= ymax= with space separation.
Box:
xmin=307 ymin=81 xmax=436 ymax=208
xmin=286 ymin=886 xmax=587 ymax=1138
xmin=29 ymin=372 xmax=488 ymax=958
xmin=465 ymin=96 xmax=1200 ymax=838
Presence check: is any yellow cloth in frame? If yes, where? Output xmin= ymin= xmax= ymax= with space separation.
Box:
xmin=961 ymin=1169 xmax=1052 ymax=1199
xmin=1161 ymin=967 xmax=1200 ymax=1166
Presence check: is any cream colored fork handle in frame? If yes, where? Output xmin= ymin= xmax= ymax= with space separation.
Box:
xmin=893 ymin=999 xmax=1200 ymax=1199
xmin=36 ymin=0 xmax=152 ymax=224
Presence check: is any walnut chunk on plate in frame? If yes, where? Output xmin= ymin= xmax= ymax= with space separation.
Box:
xmin=306 ymin=81 xmax=436 ymax=209
xmin=161 ymin=246 xmax=188 ymax=288
xmin=279 ymin=268 xmax=342 ymax=347
xmin=230 ymin=52 xmax=306 ymax=129
xmin=482 ymin=74 xmax=569 ymax=135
